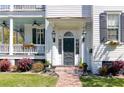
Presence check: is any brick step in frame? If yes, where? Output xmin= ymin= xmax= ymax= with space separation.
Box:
xmin=55 ymin=66 xmax=79 ymax=75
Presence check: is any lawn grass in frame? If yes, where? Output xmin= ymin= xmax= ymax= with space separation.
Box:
xmin=0 ymin=74 xmax=58 ymax=87
xmin=80 ymin=75 xmax=124 ymax=87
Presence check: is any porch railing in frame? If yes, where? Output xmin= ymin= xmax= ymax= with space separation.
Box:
xmin=14 ymin=5 xmax=45 ymax=11
xmin=0 ymin=44 xmax=45 ymax=55
xmin=0 ymin=5 xmax=10 ymax=11
xmin=0 ymin=5 xmax=45 ymax=11
xmin=0 ymin=44 xmax=9 ymax=53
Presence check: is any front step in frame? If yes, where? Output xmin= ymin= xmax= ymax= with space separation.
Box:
xmin=55 ymin=66 xmax=79 ymax=74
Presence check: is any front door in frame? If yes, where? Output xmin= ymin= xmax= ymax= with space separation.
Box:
xmin=63 ymin=38 xmax=74 ymax=66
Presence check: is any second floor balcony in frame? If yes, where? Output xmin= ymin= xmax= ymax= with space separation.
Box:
xmin=0 ymin=5 xmax=45 ymax=17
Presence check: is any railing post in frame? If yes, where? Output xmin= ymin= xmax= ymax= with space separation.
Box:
xmin=10 ymin=4 xmax=14 ymax=11
xmin=9 ymin=4 xmax=14 ymax=55
xmin=9 ymin=18 xmax=14 ymax=55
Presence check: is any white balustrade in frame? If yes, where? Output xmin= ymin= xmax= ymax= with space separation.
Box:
xmin=13 ymin=5 xmax=44 ymax=11
xmin=0 ymin=44 xmax=45 ymax=55
xmin=0 ymin=5 xmax=45 ymax=11
xmin=0 ymin=44 xmax=9 ymax=53
xmin=0 ymin=5 xmax=10 ymax=11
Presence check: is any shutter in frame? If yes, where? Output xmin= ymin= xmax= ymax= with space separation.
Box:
xmin=32 ymin=28 xmax=36 ymax=44
xmin=121 ymin=13 xmax=124 ymax=42
xmin=41 ymin=29 xmax=45 ymax=44
xmin=99 ymin=13 xmax=107 ymax=43
xmin=43 ymin=29 xmax=45 ymax=44
xmin=58 ymin=39 xmax=62 ymax=54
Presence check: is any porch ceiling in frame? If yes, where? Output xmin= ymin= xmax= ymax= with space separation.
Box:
xmin=48 ymin=17 xmax=91 ymax=30
xmin=13 ymin=18 xmax=45 ymax=25
xmin=0 ymin=17 xmax=45 ymax=30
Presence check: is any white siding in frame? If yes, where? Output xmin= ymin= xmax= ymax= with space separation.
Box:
xmin=46 ymin=5 xmax=92 ymax=18
xmin=92 ymin=6 xmax=124 ymax=73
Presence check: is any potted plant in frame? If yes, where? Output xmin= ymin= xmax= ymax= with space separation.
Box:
xmin=78 ymin=58 xmax=88 ymax=75
xmin=82 ymin=63 xmax=88 ymax=73
xmin=79 ymin=58 xmax=88 ymax=70
xmin=79 ymin=58 xmax=83 ymax=69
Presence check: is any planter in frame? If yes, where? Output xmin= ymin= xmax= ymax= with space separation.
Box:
xmin=23 ymin=44 xmax=35 ymax=48
xmin=105 ymin=40 xmax=119 ymax=48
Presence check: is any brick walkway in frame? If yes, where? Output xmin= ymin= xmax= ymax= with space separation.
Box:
xmin=55 ymin=67 xmax=82 ymax=87
xmin=114 ymin=75 xmax=124 ymax=78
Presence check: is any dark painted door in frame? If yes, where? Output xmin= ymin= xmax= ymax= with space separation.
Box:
xmin=63 ymin=38 xmax=74 ymax=66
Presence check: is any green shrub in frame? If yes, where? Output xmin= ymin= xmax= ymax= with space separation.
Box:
xmin=32 ymin=63 xmax=44 ymax=72
xmin=10 ymin=65 xmax=18 ymax=72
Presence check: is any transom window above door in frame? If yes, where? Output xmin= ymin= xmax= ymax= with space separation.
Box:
xmin=32 ymin=28 xmax=45 ymax=44
xmin=64 ymin=32 xmax=73 ymax=37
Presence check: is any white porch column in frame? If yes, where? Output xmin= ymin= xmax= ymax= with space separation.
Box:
xmin=10 ymin=4 xmax=14 ymax=11
xmin=10 ymin=59 xmax=15 ymax=66
xmin=9 ymin=18 xmax=14 ymax=55
xmin=82 ymin=31 xmax=86 ymax=63
xmin=82 ymin=39 xmax=85 ymax=63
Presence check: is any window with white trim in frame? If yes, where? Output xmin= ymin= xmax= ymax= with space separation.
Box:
xmin=107 ymin=14 xmax=120 ymax=41
xmin=32 ymin=28 xmax=45 ymax=44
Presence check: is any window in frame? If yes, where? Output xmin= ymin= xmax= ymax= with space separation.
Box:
xmin=76 ymin=39 xmax=79 ymax=54
xmin=58 ymin=39 xmax=62 ymax=54
xmin=107 ymin=14 xmax=119 ymax=41
xmin=32 ymin=28 xmax=45 ymax=44
xmin=64 ymin=32 xmax=73 ymax=37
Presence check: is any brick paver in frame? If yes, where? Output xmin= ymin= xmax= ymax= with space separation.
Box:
xmin=55 ymin=67 xmax=82 ymax=87
xmin=114 ymin=75 xmax=124 ymax=78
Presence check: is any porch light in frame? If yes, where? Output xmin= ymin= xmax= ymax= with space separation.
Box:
xmin=52 ymin=30 xmax=56 ymax=42
xmin=82 ymin=31 xmax=87 ymax=42
xmin=2 ymin=21 xmax=7 ymax=27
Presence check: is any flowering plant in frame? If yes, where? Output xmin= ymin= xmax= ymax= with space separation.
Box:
xmin=17 ymin=58 xmax=33 ymax=72
xmin=0 ymin=59 xmax=11 ymax=72
xmin=105 ymin=40 xmax=119 ymax=46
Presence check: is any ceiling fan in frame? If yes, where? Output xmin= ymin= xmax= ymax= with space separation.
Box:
xmin=32 ymin=20 xmax=41 ymax=26
xmin=0 ymin=20 xmax=9 ymax=28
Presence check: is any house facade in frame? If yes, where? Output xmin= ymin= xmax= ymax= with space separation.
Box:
xmin=0 ymin=5 xmax=124 ymax=73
